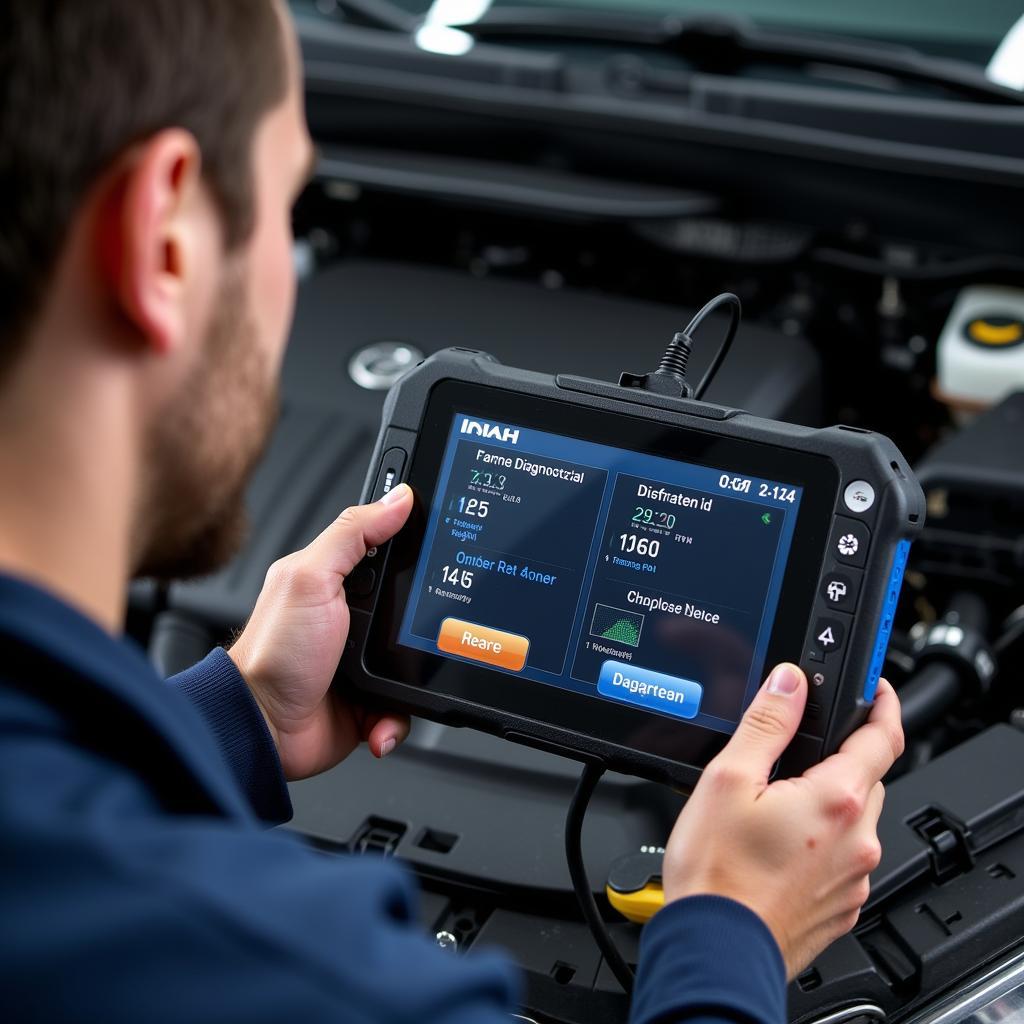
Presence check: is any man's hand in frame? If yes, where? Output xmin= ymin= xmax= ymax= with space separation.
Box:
xmin=227 ymin=485 xmax=414 ymax=781
xmin=663 ymin=663 xmax=903 ymax=979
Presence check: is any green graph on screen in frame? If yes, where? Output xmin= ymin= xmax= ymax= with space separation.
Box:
xmin=590 ymin=604 xmax=644 ymax=648
xmin=601 ymin=618 xmax=641 ymax=646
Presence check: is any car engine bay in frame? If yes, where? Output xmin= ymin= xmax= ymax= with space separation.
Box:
xmin=130 ymin=10 xmax=1024 ymax=1023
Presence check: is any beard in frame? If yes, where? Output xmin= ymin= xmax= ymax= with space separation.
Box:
xmin=133 ymin=263 xmax=279 ymax=581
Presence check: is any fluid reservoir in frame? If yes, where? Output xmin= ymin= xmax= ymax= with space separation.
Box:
xmin=936 ymin=285 xmax=1024 ymax=409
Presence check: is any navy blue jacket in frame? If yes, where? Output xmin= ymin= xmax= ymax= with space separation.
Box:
xmin=0 ymin=574 xmax=786 ymax=1022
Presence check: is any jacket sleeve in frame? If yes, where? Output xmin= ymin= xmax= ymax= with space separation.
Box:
xmin=1 ymin=729 xmax=521 ymax=1024
xmin=630 ymin=895 xmax=787 ymax=1024
xmin=167 ymin=648 xmax=292 ymax=825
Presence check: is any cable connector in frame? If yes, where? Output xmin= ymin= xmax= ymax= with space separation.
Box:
xmin=619 ymin=332 xmax=695 ymax=398
xmin=620 ymin=292 xmax=742 ymax=402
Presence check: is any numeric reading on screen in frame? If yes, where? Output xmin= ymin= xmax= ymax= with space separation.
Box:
xmin=759 ymin=484 xmax=798 ymax=503
xmin=441 ymin=565 xmax=474 ymax=589
xmin=619 ymin=534 xmax=660 ymax=558
xmin=399 ymin=413 xmax=803 ymax=733
xmin=455 ymin=497 xmax=489 ymax=517
xmin=469 ymin=470 xmax=506 ymax=489
xmin=633 ymin=506 xmax=676 ymax=528
xmin=719 ymin=474 xmax=797 ymax=503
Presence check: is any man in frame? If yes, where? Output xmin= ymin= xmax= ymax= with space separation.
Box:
xmin=0 ymin=2 xmax=903 ymax=1021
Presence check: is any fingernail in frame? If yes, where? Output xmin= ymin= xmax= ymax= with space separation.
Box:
xmin=379 ymin=737 xmax=397 ymax=758
xmin=767 ymin=663 xmax=802 ymax=696
xmin=379 ymin=483 xmax=410 ymax=506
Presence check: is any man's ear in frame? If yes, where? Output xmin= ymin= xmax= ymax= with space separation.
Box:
xmin=100 ymin=129 xmax=207 ymax=356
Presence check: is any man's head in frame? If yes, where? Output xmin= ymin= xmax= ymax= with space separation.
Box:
xmin=0 ymin=0 xmax=315 ymax=579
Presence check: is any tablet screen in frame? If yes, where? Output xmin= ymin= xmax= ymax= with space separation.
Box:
xmin=397 ymin=411 xmax=804 ymax=734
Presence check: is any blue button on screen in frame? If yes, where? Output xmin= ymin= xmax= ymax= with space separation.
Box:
xmin=598 ymin=661 xmax=703 ymax=720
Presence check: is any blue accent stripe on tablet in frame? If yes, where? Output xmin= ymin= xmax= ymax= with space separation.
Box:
xmin=864 ymin=540 xmax=911 ymax=702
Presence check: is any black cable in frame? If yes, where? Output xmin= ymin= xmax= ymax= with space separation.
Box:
xmin=621 ymin=291 xmax=741 ymax=400
xmin=565 ymin=761 xmax=636 ymax=993
xmin=684 ymin=292 xmax=742 ymax=399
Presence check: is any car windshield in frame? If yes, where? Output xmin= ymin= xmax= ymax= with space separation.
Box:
xmin=306 ymin=0 xmax=1024 ymax=67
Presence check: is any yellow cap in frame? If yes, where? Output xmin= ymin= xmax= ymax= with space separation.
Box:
xmin=606 ymin=882 xmax=666 ymax=924
xmin=966 ymin=318 xmax=1024 ymax=346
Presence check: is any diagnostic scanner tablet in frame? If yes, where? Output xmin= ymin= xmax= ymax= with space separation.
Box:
xmin=338 ymin=348 xmax=924 ymax=788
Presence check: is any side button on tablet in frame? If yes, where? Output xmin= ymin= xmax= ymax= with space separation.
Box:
xmin=349 ymin=447 xmax=408 ymax=609
xmin=346 ymin=566 xmax=377 ymax=598
xmin=805 ymin=660 xmax=837 ymax=693
xmin=830 ymin=516 xmax=871 ymax=569
xmin=820 ymin=567 xmax=862 ymax=612
xmin=799 ymin=659 xmax=838 ymax=737
xmin=843 ymin=480 xmax=876 ymax=513
xmin=809 ymin=615 xmax=848 ymax=661
xmin=372 ymin=447 xmax=407 ymax=502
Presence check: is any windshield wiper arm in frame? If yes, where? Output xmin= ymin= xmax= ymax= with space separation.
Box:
xmin=456 ymin=8 xmax=1024 ymax=106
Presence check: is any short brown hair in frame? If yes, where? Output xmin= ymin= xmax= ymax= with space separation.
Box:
xmin=0 ymin=0 xmax=288 ymax=374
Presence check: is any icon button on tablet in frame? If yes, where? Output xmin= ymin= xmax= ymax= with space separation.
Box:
xmin=809 ymin=616 xmax=847 ymax=661
xmin=820 ymin=569 xmax=861 ymax=611
xmin=830 ymin=517 xmax=870 ymax=568
xmin=844 ymin=480 xmax=876 ymax=513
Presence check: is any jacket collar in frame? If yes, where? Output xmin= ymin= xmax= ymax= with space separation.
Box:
xmin=0 ymin=573 xmax=252 ymax=820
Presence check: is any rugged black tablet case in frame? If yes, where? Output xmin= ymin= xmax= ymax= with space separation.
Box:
xmin=337 ymin=349 xmax=924 ymax=787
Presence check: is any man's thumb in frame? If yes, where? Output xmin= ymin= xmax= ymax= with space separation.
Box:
xmin=718 ymin=663 xmax=807 ymax=784
xmin=305 ymin=484 xmax=414 ymax=578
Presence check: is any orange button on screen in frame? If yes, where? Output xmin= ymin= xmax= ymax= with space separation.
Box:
xmin=437 ymin=618 xmax=530 ymax=672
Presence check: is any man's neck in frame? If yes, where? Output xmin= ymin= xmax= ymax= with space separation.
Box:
xmin=0 ymin=354 xmax=138 ymax=635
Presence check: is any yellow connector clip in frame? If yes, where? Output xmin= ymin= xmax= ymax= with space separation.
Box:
xmin=606 ymin=849 xmax=667 ymax=925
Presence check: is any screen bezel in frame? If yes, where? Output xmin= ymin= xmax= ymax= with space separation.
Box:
xmin=365 ymin=381 xmax=838 ymax=773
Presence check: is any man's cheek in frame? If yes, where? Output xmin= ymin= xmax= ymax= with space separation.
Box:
xmin=253 ymin=223 xmax=296 ymax=372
